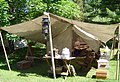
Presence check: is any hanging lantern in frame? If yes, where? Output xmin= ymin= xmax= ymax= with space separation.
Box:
xmin=42 ymin=17 xmax=50 ymax=39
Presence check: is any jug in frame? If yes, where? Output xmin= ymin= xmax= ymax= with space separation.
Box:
xmin=61 ymin=47 xmax=70 ymax=59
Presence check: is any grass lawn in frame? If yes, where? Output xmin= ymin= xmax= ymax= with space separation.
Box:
xmin=0 ymin=55 xmax=119 ymax=82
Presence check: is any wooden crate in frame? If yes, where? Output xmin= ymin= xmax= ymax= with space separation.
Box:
xmin=96 ymin=69 xmax=108 ymax=79
xmin=17 ymin=60 xmax=31 ymax=69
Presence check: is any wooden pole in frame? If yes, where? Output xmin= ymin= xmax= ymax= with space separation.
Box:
xmin=0 ymin=31 xmax=11 ymax=71
xmin=116 ymin=23 xmax=120 ymax=80
xmin=110 ymin=40 xmax=114 ymax=59
xmin=46 ymin=13 xmax=56 ymax=79
xmin=110 ymin=36 xmax=115 ymax=59
xmin=113 ymin=36 xmax=116 ymax=58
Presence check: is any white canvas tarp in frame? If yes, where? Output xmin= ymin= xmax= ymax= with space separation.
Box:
xmin=0 ymin=13 xmax=118 ymax=52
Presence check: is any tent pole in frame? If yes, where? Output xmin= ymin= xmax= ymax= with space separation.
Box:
xmin=45 ymin=13 xmax=56 ymax=79
xmin=110 ymin=40 xmax=114 ymax=59
xmin=0 ymin=31 xmax=11 ymax=71
xmin=113 ymin=36 xmax=116 ymax=58
xmin=116 ymin=23 xmax=120 ymax=80
xmin=110 ymin=36 xmax=115 ymax=59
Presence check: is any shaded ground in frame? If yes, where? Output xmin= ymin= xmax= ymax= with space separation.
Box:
xmin=0 ymin=56 xmax=48 ymax=77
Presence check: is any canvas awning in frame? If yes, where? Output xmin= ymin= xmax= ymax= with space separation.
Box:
xmin=49 ymin=14 xmax=118 ymax=43
xmin=0 ymin=13 xmax=118 ymax=52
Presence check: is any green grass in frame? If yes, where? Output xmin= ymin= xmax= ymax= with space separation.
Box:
xmin=0 ymin=56 xmax=119 ymax=82
xmin=100 ymin=48 xmax=118 ymax=60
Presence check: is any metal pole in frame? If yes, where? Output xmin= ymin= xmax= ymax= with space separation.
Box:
xmin=45 ymin=13 xmax=56 ymax=79
xmin=0 ymin=31 xmax=11 ymax=71
xmin=116 ymin=23 xmax=120 ymax=80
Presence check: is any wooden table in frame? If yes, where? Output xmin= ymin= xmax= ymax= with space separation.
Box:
xmin=43 ymin=56 xmax=76 ymax=77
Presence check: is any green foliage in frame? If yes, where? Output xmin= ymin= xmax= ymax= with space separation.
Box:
xmin=4 ymin=0 xmax=46 ymax=24
xmin=1 ymin=0 xmax=83 ymax=25
xmin=72 ymin=0 xmax=84 ymax=12
xmin=26 ymin=0 xmax=47 ymax=19
xmin=5 ymin=33 xmax=20 ymax=41
xmin=0 ymin=0 xmax=11 ymax=27
xmin=5 ymin=0 xmax=29 ymax=24
xmin=84 ymin=0 xmax=120 ymax=24
xmin=92 ymin=15 xmax=112 ymax=23
xmin=43 ymin=0 xmax=60 ymax=3
xmin=5 ymin=0 xmax=83 ymax=23
xmin=72 ymin=0 xmax=84 ymax=20
xmin=9 ymin=47 xmax=28 ymax=60
xmin=34 ymin=43 xmax=46 ymax=49
xmin=49 ymin=0 xmax=83 ymax=20
xmin=106 ymin=8 xmax=117 ymax=18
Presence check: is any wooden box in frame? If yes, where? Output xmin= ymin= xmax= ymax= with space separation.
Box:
xmin=17 ymin=60 xmax=31 ymax=69
xmin=96 ymin=69 xmax=107 ymax=79
xmin=97 ymin=59 xmax=109 ymax=69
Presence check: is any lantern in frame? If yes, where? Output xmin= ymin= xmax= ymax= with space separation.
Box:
xmin=42 ymin=17 xmax=50 ymax=39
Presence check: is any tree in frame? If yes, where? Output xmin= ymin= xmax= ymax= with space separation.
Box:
xmin=4 ymin=0 xmax=47 ymax=25
xmin=49 ymin=0 xmax=83 ymax=20
xmin=4 ymin=0 xmax=83 ymax=25
xmin=73 ymin=0 xmax=83 ymax=12
xmin=0 ymin=0 xmax=11 ymax=27
xmin=5 ymin=0 xmax=29 ymax=24
xmin=83 ymin=0 xmax=120 ymax=24
xmin=72 ymin=0 xmax=84 ymax=20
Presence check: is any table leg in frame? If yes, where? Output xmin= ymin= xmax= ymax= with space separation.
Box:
xmin=45 ymin=58 xmax=51 ymax=67
xmin=64 ymin=60 xmax=71 ymax=75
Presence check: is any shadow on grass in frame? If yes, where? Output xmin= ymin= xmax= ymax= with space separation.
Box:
xmin=0 ymin=57 xmax=49 ymax=77
xmin=96 ymin=81 xmax=104 ymax=82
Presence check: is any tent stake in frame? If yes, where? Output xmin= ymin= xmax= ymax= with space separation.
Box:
xmin=116 ymin=23 xmax=120 ymax=80
xmin=0 ymin=31 xmax=11 ymax=71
